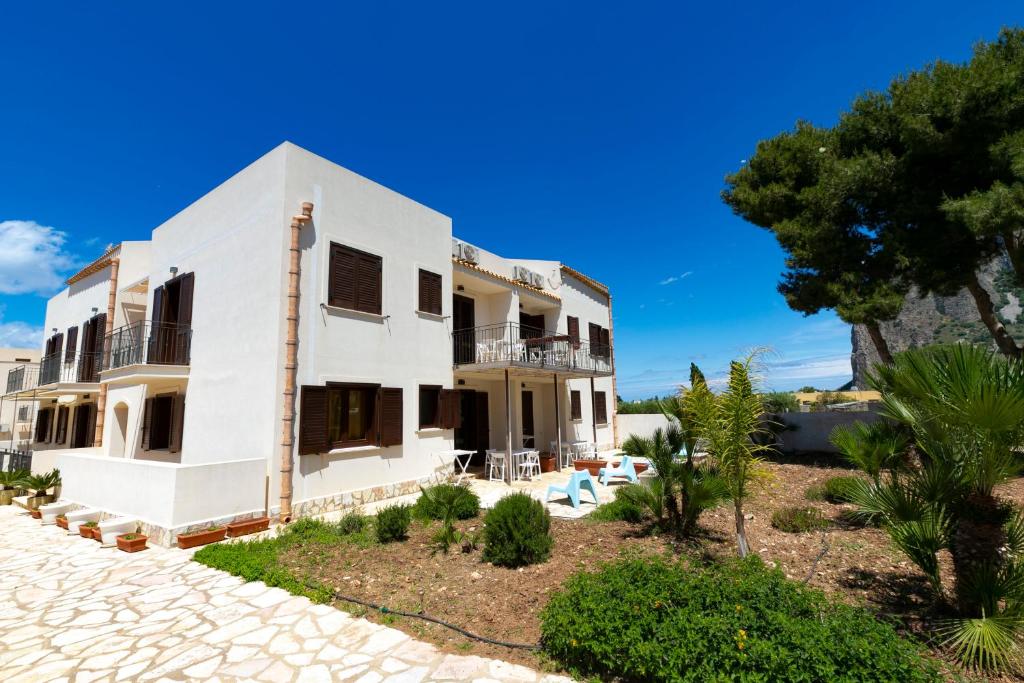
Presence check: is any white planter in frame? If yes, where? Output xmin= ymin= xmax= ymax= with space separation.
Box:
xmin=66 ymin=508 xmax=102 ymax=535
xmin=40 ymin=501 xmax=75 ymax=525
xmin=99 ymin=517 xmax=138 ymax=545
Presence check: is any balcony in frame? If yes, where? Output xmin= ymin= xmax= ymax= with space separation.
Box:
xmin=99 ymin=321 xmax=192 ymax=384
xmin=4 ymin=352 xmax=102 ymax=399
xmin=452 ymin=322 xmax=613 ymax=377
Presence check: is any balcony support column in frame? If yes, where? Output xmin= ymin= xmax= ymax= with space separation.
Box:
xmin=505 ymin=368 xmax=513 ymax=485
xmin=94 ymin=255 xmax=120 ymax=447
xmin=553 ymin=372 xmax=562 ymax=470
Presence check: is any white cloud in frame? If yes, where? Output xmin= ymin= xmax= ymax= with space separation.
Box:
xmin=658 ymin=271 xmax=692 ymax=286
xmin=0 ymin=306 xmax=42 ymax=349
xmin=0 ymin=220 xmax=79 ymax=295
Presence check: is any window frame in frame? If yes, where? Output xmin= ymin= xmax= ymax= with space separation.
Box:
xmin=594 ymin=391 xmax=608 ymax=425
xmin=328 ymin=242 xmax=383 ymax=315
xmin=569 ymin=390 xmax=582 ymax=421
xmin=417 ymin=268 xmax=443 ymax=316
xmin=326 ymin=381 xmax=380 ymax=449
xmin=419 ymin=384 xmax=442 ymax=429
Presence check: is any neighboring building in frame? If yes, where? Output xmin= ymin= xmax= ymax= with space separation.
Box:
xmin=2 ymin=143 xmax=617 ymax=545
xmin=0 ymin=347 xmax=42 ymax=451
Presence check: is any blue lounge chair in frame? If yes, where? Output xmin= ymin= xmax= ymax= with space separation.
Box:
xmin=599 ymin=455 xmax=638 ymax=485
xmin=546 ymin=470 xmax=599 ymax=509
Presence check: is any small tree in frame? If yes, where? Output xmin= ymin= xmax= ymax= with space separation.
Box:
xmin=688 ymin=355 xmax=770 ymax=557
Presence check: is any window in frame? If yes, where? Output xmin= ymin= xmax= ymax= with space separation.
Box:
xmin=70 ymin=403 xmax=98 ymax=449
xmin=299 ymin=383 xmax=404 ymax=454
xmin=419 ymin=385 xmax=441 ymax=428
xmin=142 ymin=394 xmax=185 ymax=452
xmin=588 ymin=322 xmax=611 ymax=359
xmin=570 ymin=390 xmax=582 ymax=420
xmin=34 ymin=408 xmax=53 ymax=442
xmin=65 ymin=326 xmax=79 ymax=363
xmin=418 ymin=269 xmax=442 ymax=315
xmin=16 ymin=405 xmax=29 ymax=422
xmin=567 ymin=316 xmax=580 ymax=348
xmin=594 ymin=391 xmax=608 ymax=425
xmin=329 ymin=243 xmax=382 ymax=315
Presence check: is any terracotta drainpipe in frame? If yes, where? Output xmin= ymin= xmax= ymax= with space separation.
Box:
xmin=279 ymin=202 xmax=314 ymax=524
xmin=94 ymin=254 xmax=120 ymax=447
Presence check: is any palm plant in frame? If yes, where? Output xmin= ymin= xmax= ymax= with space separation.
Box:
xmin=845 ymin=344 xmax=1024 ymax=672
xmin=0 ymin=469 xmax=28 ymax=491
xmin=830 ymin=420 xmax=909 ymax=484
xmin=16 ymin=469 xmax=60 ymax=497
xmin=688 ymin=354 xmax=770 ymax=557
xmin=418 ymin=484 xmax=474 ymax=553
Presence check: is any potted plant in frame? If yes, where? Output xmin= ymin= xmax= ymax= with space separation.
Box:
xmin=0 ymin=469 xmax=26 ymax=506
xmin=539 ymin=453 xmax=557 ymax=473
xmin=116 ymin=533 xmax=148 ymax=553
xmin=30 ymin=508 xmax=42 ymax=519
xmin=80 ymin=521 xmax=100 ymax=539
xmin=17 ymin=469 xmax=60 ymax=510
xmin=55 ymin=514 xmax=68 ymax=530
xmin=573 ymin=458 xmax=608 ymax=477
xmin=177 ymin=525 xmax=227 ymax=549
xmin=226 ymin=516 xmax=270 ymax=538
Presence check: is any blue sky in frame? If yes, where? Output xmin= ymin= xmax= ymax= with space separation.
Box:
xmin=1 ymin=2 xmax=1020 ymax=399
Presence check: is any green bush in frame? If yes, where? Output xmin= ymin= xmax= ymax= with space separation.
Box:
xmin=375 ymin=504 xmax=411 ymax=543
xmin=541 ymin=556 xmax=939 ymax=682
xmin=412 ymin=483 xmax=480 ymax=521
xmin=482 ymin=493 xmax=553 ymax=568
xmin=820 ymin=475 xmax=861 ymax=503
xmin=590 ymin=486 xmax=645 ymax=523
xmin=805 ymin=483 xmax=826 ymax=501
xmin=771 ymin=506 xmax=829 ymax=533
xmin=337 ymin=511 xmax=369 ymax=535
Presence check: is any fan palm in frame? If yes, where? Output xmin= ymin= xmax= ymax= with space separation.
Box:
xmin=0 ymin=469 xmax=28 ymax=491
xmin=848 ymin=344 xmax=1024 ymax=671
xmin=830 ymin=420 xmax=909 ymax=484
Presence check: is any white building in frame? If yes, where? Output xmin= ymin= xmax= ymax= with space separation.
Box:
xmin=3 ymin=143 xmax=617 ymax=545
xmin=0 ymin=347 xmax=42 ymax=455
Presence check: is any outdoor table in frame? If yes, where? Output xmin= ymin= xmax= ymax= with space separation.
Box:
xmin=511 ymin=448 xmax=540 ymax=481
xmin=435 ymin=449 xmax=477 ymax=481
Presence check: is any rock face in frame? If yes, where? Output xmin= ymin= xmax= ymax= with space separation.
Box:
xmin=851 ymin=257 xmax=1024 ymax=387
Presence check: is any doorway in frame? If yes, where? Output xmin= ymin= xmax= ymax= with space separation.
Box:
xmin=452 ymin=294 xmax=475 ymax=364
xmin=454 ymin=389 xmax=490 ymax=465
xmin=521 ymin=390 xmax=535 ymax=448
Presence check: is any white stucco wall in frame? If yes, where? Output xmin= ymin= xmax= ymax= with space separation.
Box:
xmin=777 ymin=410 xmax=882 ymax=453
xmin=616 ymin=413 xmax=673 ymax=446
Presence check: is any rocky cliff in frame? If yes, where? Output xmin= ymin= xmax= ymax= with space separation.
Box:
xmin=850 ymin=257 xmax=1024 ymax=387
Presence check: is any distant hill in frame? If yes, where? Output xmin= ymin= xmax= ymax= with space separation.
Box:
xmin=851 ymin=257 xmax=1024 ymax=386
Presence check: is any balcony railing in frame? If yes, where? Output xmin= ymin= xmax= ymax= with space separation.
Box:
xmin=102 ymin=320 xmax=192 ymax=372
xmin=5 ymin=352 xmax=103 ymax=394
xmin=5 ymin=363 xmax=38 ymax=394
xmin=452 ymin=322 xmax=612 ymax=374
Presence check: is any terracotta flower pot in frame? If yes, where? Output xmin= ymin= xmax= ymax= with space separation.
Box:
xmin=573 ymin=459 xmax=608 ymax=477
xmin=80 ymin=524 xmax=97 ymax=539
xmin=614 ymin=460 xmax=650 ymax=475
xmin=226 ymin=516 xmax=270 ymax=538
xmin=30 ymin=509 xmax=42 ymax=519
xmin=539 ymin=455 xmax=557 ymax=473
xmin=177 ymin=526 xmax=227 ymax=549
xmin=116 ymin=534 xmax=148 ymax=553
xmin=56 ymin=516 xmax=68 ymax=530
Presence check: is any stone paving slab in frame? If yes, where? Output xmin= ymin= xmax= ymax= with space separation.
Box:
xmin=0 ymin=505 xmax=574 ymax=682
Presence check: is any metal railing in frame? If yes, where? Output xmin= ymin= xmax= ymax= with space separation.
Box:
xmin=1 ymin=448 xmax=32 ymax=472
xmin=5 ymin=351 xmax=103 ymax=393
xmin=5 ymin=363 xmax=38 ymax=394
xmin=452 ymin=322 xmax=612 ymax=374
xmin=102 ymin=320 xmax=192 ymax=371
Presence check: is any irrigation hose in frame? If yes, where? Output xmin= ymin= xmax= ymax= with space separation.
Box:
xmin=307 ymin=582 xmax=540 ymax=650
xmin=803 ymin=529 xmax=831 ymax=585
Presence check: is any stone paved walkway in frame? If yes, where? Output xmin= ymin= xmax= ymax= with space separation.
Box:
xmin=0 ymin=506 xmax=573 ymax=682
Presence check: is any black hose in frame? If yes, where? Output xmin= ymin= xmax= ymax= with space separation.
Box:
xmin=328 ymin=589 xmax=541 ymax=651
xmin=803 ymin=529 xmax=831 ymax=585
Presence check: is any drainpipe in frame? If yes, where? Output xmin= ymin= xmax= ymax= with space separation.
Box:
xmin=94 ymin=255 xmax=120 ymax=447
xmin=279 ymin=202 xmax=314 ymax=524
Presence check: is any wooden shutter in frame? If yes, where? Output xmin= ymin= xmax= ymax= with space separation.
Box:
xmin=600 ymin=328 xmax=610 ymax=358
xmin=594 ymin=392 xmax=608 ymax=425
xmin=168 ymin=394 xmax=186 ymax=453
xmin=378 ymin=387 xmax=403 ymax=446
xmin=567 ymin=316 xmax=580 ymax=347
xmin=34 ymin=409 xmax=47 ymax=442
xmin=439 ymin=389 xmax=461 ymax=429
xmin=54 ymin=332 xmax=64 ymax=365
xmin=85 ymin=403 xmax=97 ymax=447
xmin=141 ymin=398 xmax=153 ymax=451
xmin=298 ymin=386 xmax=328 ymax=455
xmin=588 ymin=322 xmax=601 ymax=349
xmin=329 ymin=244 xmax=357 ymax=309
xmin=419 ymin=269 xmax=442 ymax=315
xmin=176 ymin=273 xmax=194 ymax=365
xmin=570 ymin=390 xmax=582 ymax=420
xmin=356 ymin=252 xmax=382 ymax=315
xmin=66 ymin=326 xmax=78 ymax=363
xmin=148 ymin=285 xmax=165 ymax=363
xmin=55 ymin=406 xmax=68 ymax=444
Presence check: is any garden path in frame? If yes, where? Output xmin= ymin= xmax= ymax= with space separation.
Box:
xmin=0 ymin=505 xmax=573 ymax=683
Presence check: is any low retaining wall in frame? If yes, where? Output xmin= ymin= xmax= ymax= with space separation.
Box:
xmin=776 ymin=409 xmax=881 ymax=453
xmin=615 ymin=413 xmax=672 ymax=446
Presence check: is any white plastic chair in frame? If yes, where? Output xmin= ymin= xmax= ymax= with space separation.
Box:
xmin=517 ymin=450 xmax=541 ymax=480
xmin=486 ymin=449 xmax=506 ymax=481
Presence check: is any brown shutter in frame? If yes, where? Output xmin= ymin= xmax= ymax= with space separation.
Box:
xmin=176 ymin=273 xmax=194 ymax=364
xmin=595 ymin=392 xmax=608 ymax=425
xmin=378 ymin=387 xmax=403 ymax=446
xmin=34 ymin=409 xmax=46 ymax=442
xmin=418 ymin=269 xmax=429 ymax=313
xmin=419 ymin=269 xmax=442 ymax=315
xmin=567 ymin=316 xmax=580 ymax=348
xmin=570 ymin=390 xmax=582 ymax=421
xmin=329 ymin=244 xmax=357 ymax=309
xmin=588 ymin=322 xmax=601 ymax=349
xmin=148 ymin=286 xmax=165 ymax=363
xmin=168 ymin=394 xmax=186 ymax=453
xmin=54 ymin=332 xmax=64 ymax=366
xmin=600 ymin=328 xmax=610 ymax=358
xmin=356 ymin=252 xmax=382 ymax=315
xmin=85 ymin=403 xmax=97 ymax=447
xmin=298 ymin=386 xmax=329 ymax=455
xmin=66 ymin=326 xmax=78 ymax=363
xmin=439 ymin=389 xmax=461 ymax=429
xmin=55 ymin=406 xmax=68 ymax=444
xmin=141 ymin=398 xmax=153 ymax=450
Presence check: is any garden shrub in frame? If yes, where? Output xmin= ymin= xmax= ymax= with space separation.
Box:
xmin=482 ymin=493 xmax=553 ymax=568
xmin=590 ymin=486 xmax=645 ymax=523
xmin=820 ymin=475 xmax=861 ymax=503
xmin=541 ymin=556 xmax=939 ymax=682
xmin=375 ymin=504 xmax=411 ymax=543
xmin=337 ymin=511 xmax=369 ymax=535
xmin=771 ymin=506 xmax=829 ymax=533
xmin=412 ymin=483 xmax=480 ymax=521
xmin=805 ymin=483 xmax=826 ymax=501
